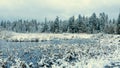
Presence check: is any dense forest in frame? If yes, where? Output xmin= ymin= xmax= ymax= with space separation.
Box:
xmin=0 ymin=12 xmax=120 ymax=34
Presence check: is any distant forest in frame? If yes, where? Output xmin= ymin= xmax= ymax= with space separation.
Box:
xmin=0 ymin=12 xmax=120 ymax=34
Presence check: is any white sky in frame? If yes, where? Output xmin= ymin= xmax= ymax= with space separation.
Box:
xmin=0 ymin=0 xmax=120 ymax=21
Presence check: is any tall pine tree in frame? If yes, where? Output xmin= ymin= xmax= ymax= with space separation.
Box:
xmin=117 ymin=13 xmax=120 ymax=34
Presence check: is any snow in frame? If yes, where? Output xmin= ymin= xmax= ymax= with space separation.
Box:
xmin=5 ymin=32 xmax=92 ymax=42
xmin=0 ymin=31 xmax=120 ymax=68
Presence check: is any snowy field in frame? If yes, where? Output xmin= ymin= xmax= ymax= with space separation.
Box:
xmin=0 ymin=31 xmax=120 ymax=68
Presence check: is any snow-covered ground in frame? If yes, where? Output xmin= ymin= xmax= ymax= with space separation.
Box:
xmin=6 ymin=32 xmax=92 ymax=42
xmin=0 ymin=31 xmax=120 ymax=68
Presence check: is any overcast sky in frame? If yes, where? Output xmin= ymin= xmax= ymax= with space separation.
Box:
xmin=0 ymin=0 xmax=120 ymax=21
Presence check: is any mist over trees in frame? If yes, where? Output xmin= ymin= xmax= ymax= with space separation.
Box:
xmin=0 ymin=12 xmax=120 ymax=34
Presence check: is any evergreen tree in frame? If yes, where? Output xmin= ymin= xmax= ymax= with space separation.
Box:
xmin=99 ymin=12 xmax=108 ymax=33
xmin=53 ymin=16 xmax=60 ymax=33
xmin=76 ymin=15 xmax=86 ymax=33
xmin=42 ymin=18 xmax=48 ymax=32
xmin=68 ymin=16 xmax=75 ymax=33
xmin=89 ymin=13 xmax=98 ymax=33
xmin=117 ymin=13 xmax=120 ymax=34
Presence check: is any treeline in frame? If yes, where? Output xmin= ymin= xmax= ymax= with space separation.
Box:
xmin=0 ymin=12 xmax=120 ymax=34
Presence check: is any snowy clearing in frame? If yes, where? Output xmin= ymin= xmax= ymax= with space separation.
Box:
xmin=5 ymin=32 xmax=93 ymax=42
xmin=0 ymin=31 xmax=120 ymax=68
